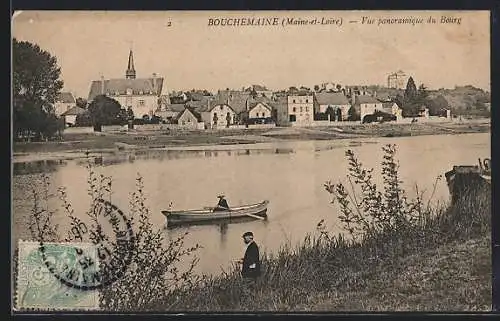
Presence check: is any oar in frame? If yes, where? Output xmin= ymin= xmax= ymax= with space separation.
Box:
xmin=245 ymin=212 xmax=265 ymax=220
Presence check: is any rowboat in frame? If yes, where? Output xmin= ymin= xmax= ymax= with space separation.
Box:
xmin=162 ymin=200 xmax=269 ymax=227
xmin=444 ymin=158 xmax=491 ymax=204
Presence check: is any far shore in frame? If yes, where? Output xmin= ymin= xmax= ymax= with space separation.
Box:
xmin=13 ymin=119 xmax=490 ymax=164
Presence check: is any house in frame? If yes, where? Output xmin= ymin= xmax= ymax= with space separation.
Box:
xmin=156 ymin=103 xmax=186 ymax=123
xmin=198 ymin=101 xmax=236 ymax=129
xmin=315 ymin=92 xmax=351 ymax=121
xmin=54 ymin=92 xmax=76 ymax=117
xmin=247 ymin=102 xmax=273 ymax=124
xmin=382 ymin=102 xmax=403 ymax=121
xmin=61 ymin=106 xmax=86 ymax=127
xmin=354 ymin=95 xmax=384 ymax=122
xmin=87 ymin=50 xmax=165 ymax=120
xmin=174 ymin=107 xmax=204 ymax=130
xmin=418 ymin=106 xmax=430 ymax=118
xmin=287 ymin=93 xmax=315 ymax=125
xmin=215 ymin=90 xmax=252 ymax=123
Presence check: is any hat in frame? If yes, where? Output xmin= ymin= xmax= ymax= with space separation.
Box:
xmin=242 ymin=231 xmax=253 ymax=238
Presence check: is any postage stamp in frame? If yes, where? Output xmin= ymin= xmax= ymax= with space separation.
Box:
xmin=15 ymin=240 xmax=100 ymax=311
xmin=36 ymin=198 xmax=135 ymax=292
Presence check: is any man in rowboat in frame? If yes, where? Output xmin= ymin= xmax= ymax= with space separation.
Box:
xmin=213 ymin=194 xmax=230 ymax=212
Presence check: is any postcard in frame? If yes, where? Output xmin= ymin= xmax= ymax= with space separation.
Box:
xmin=12 ymin=10 xmax=491 ymax=312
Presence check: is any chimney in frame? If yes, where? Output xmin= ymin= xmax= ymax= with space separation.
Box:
xmin=100 ymin=75 xmax=105 ymax=95
xmin=152 ymin=73 xmax=157 ymax=93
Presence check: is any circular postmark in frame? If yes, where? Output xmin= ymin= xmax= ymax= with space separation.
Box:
xmin=37 ymin=198 xmax=135 ymax=290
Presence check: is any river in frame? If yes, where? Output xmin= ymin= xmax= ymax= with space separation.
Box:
xmin=12 ymin=132 xmax=490 ymax=275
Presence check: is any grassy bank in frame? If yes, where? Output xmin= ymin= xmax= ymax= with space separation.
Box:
xmin=13 ymin=120 xmax=490 ymax=155
xmin=144 ymin=145 xmax=491 ymax=312
xmin=159 ymin=187 xmax=490 ymax=312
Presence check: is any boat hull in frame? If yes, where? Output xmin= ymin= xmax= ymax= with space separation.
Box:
xmin=162 ymin=201 xmax=269 ymax=227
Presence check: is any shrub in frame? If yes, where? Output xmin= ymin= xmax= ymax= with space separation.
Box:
xmin=26 ymin=154 xmax=201 ymax=311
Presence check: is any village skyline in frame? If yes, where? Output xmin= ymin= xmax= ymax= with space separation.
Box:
xmin=12 ymin=11 xmax=490 ymax=98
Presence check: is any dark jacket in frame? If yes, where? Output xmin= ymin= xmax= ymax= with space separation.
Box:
xmin=214 ymin=198 xmax=229 ymax=211
xmin=241 ymin=241 xmax=261 ymax=278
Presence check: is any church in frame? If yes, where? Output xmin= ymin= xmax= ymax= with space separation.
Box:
xmin=87 ymin=50 xmax=166 ymax=119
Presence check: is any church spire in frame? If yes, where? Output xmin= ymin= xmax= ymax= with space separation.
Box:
xmin=126 ymin=49 xmax=136 ymax=79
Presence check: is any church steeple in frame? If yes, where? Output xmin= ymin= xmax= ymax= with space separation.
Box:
xmin=126 ymin=49 xmax=136 ymax=79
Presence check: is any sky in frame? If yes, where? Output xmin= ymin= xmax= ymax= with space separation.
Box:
xmin=12 ymin=10 xmax=490 ymax=99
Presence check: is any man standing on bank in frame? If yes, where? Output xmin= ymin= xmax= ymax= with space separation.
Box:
xmin=240 ymin=231 xmax=261 ymax=279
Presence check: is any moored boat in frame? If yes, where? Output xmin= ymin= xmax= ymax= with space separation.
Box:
xmin=445 ymin=158 xmax=490 ymax=204
xmin=162 ymin=200 xmax=269 ymax=227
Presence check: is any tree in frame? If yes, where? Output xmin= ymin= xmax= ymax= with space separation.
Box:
xmin=404 ymin=77 xmax=417 ymax=103
xmin=127 ymin=107 xmax=135 ymax=120
xmin=88 ymin=95 xmax=124 ymax=130
xmin=314 ymin=85 xmax=320 ymax=92
xmin=13 ymin=38 xmax=64 ymax=140
xmin=336 ymin=84 xmax=342 ymax=91
xmin=76 ymin=97 xmax=88 ymax=109
xmin=427 ymin=95 xmax=449 ymax=116
xmin=347 ymin=106 xmax=360 ymax=121
xmin=401 ymin=77 xmax=420 ymax=117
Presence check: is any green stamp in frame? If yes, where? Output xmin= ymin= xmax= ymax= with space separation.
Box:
xmin=15 ymin=240 xmax=100 ymax=311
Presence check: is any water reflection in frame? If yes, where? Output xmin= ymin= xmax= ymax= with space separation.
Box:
xmin=13 ymin=159 xmax=65 ymax=175
xmin=219 ymin=223 xmax=228 ymax=249
xmin=13 ymin=147 xmax=300 ymax=175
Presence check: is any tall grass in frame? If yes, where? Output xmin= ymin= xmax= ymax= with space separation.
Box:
xmin=166 ymin=144 xmax=490 ymax=311
xmin=19 ymin=154 xmax=202 ymax=311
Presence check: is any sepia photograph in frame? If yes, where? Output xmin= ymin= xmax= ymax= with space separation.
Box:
xmin=11 ymin=10 xmax=491 ymax=312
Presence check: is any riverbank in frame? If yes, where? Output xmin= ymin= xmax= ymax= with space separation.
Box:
xmin=159 ymin=181 xmax=491 ymax=312
xmin=13 ymin=120 xmax=490 ymax=163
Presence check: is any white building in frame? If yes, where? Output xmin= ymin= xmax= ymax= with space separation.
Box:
xmin=355 ymin=95 xmax=384 ymax=122
xmin=61 ymin=106 xmax=86 ymax=127
xmin=199 ymin=102 xmax=236 ymax=129
xmin=382 ymin=102 xmax=403 ymax=121
xmin=287 ymin=94 xmax=314 ymax=126
xmin=315 ymin=92 xmax=351 ymax=121
xmin=54 ymin=92 xmax=76 ymax=117
xmin=387 ymin=70 xmax=408 ymax=90
xmin=175 ymin=107 xmax=204 ymax=130
xmin=248 ymin=102 xmax=272 ymax=119
xmin=87 ymin=50 xmax=165 ymax=119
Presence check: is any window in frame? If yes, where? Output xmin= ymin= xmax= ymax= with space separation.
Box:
xmin=220 ymin=106 xmax=223 ymax=110
xmin=139 ymin=91 xmax=143 ymax=95
xmin=187 ymin=118 xmax=191 ymax=123
xmin=292 ymin=107 xmax=296 ymax=112
xmin=306 ymin=107 xmax=309 ymax=112
xmin=139 ymin=100 xmax=145 ymax=106
xmin=300 ymin=107 xmax=303 ymax=112
xmin=293 ymin=99 xmax=296 ymax=103
xmin=289 ymin=115 xmax=296 ymax=122
xmin=305 ymin=99 xmax=309 ymax=103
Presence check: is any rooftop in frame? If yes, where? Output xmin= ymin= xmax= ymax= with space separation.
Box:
xmin=88 ymin=77 xmax=164 ymax=101
xmin=315 ymin=92 xmax=350 ymax=105
xmin=57 ymin=92 xmax=76 ymax=104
